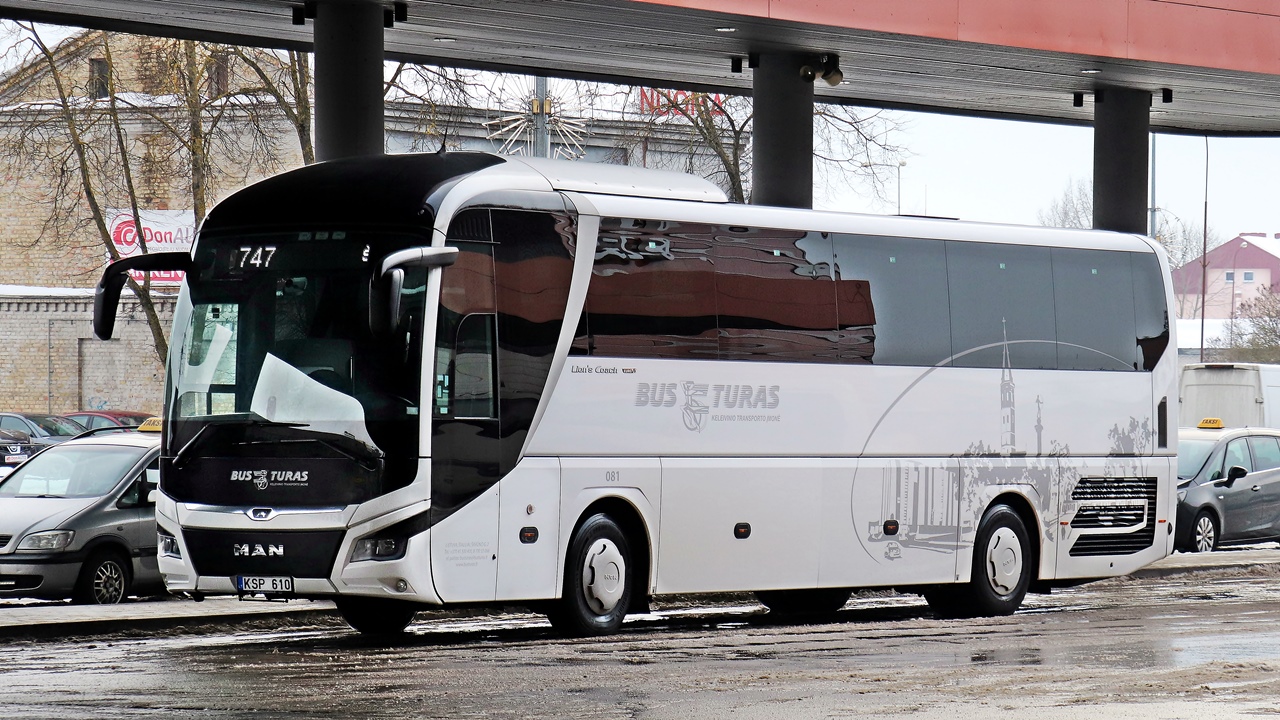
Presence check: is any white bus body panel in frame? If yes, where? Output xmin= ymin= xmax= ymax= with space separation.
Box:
xmin=528 ymin=364 xmax=1154 ymax=460
xmin=818 ymin=457 xmax=960 ymax=588
xmin=430 ymin=484 xmax=500 ymax=603
xmin=494 ymin=457 xmax=562 ymax=601
xmin=656 ymin=458 xmax=823 ymax=593
xmin=556 ymin=457 xmax=662 ymax=595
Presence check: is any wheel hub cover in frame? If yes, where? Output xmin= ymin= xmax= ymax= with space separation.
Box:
xmin=583 ymin=540 xmax=625 ymax=614
xmin=1196 ymin=517 xmax=1215 ymax=551
xmin=985 ymin=527 xmax=1023 ymax=596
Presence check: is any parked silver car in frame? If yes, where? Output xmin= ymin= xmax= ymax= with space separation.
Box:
xmin=0 ymin=428 xmax=162 ymax=603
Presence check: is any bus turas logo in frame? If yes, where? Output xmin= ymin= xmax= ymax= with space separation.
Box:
xmin=230 ymin=470 xmax=310 ymax=490
xmin=233 ymin=543 xmax=283 ymax=557
xmin=682 ymin=381 xmax=709 ymax=432
xmin=636 ymin=382 xmax=781 ymax=432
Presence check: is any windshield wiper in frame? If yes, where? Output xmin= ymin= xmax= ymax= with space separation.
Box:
xmin=172 ymin=418 xmax=306 ymax=468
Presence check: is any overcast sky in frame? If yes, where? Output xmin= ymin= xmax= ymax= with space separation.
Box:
xmin=824 ymin=109 xmax=1279 ymax=245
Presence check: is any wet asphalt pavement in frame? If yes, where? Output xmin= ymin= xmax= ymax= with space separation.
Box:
xmin=2 ymin=549 xmax=1280 ymax=719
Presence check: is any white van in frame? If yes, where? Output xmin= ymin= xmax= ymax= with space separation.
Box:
xmin=1180 ymin=362 xmax=1280 ymax=428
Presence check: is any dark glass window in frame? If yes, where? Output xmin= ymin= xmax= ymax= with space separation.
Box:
xmin=1131 ymin=253 xmax=1170 ymax=372
xmin=451 ymin=314 xmax=497 ymax=419
xmin=715 ymin=228 xmax=839 ymax=363
xmin=1249 ymin=436 xmax=1280 ymax=471
xmin=578 ymin=218 xmax=718 ymax=359
xmin=1224 ymin=438 xmax=1253 ymax=473
xmin=1052 ymin=248 xmax=1136 ymax=371
xmin=947 ymin=242 xmax=1056 ymax=369
xmin=832 ymin=234 xmax=951 ymax=366
xmin=88 ymin=58 xmax=109 ymax=99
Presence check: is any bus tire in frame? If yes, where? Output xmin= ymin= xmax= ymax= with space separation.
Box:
xmin=924 ymin=505 xmax=1031 ymax=618
xmin=967 ymin=504 xmax=1032 ymax=616
xmin=756 ymin=588 xmax=851 ymax=615
xmin=548 ymin=514 xmax=632 ymax=636
xmin=335 ymin=597 xmax=418 ymax=635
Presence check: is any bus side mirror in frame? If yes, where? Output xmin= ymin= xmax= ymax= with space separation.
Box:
xmin=372 ymin=247 xmax=457 ymax=335
xmin=94 ymin=252 xmax=192 ymax=340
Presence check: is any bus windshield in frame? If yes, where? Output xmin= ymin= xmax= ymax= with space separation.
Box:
xmin=164 ymin=230 xmax=430 ymax=502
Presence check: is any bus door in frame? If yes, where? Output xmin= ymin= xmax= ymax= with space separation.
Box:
xmin=430 ymin=240 xmax=502 ymax=602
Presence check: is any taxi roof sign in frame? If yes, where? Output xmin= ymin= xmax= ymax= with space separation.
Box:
xmin=137 ymin=417 xmax=163 ymax=433
xmin=1197 ymin=417 xmax=1225 ymax=429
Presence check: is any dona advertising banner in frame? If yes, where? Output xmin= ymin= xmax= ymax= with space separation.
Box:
xmin=108 ymin=209 xmax=195 ymax=285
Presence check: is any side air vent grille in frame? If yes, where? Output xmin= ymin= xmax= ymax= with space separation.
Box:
xmin=1069 ymin=476 xmax=1158 ymax=557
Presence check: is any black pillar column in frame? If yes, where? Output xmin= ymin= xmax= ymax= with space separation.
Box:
xmin=1093 ymin=88 xmax=1150 ymax=233
xmin=752 ymin=52 xmax=813 ymax=208
xmin=314 ymin=0 xmax=384 ymax=161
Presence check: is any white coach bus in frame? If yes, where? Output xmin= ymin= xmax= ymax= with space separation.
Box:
xmin=94 ymin=153 xmax=1177 ymax=635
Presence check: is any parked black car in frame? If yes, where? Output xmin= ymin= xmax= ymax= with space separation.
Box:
xmin=1176 ymin=418 xmax=1280 ymax=552
xmin=0 ymin=413 xmax=86 ymax=447
xmin=0 ymin=429 xmax=40 ymax=470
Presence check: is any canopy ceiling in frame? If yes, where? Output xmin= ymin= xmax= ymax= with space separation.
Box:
xmin=3 ymin=0 xmax=1280 ymax=135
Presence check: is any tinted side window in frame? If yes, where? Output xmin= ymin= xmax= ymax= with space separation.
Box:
xmin=715 ymin=228 xmax=839 ymax=363
xmin=1052 ymin=248 xmax=1137 ymax=371
xmin=1250 ymin=436 xmax=1280 ymax=471
xmin=1132 ymin=253 xmax=1170 ymax=371
xmin=947 ymin=242 xmax=1056 ymax=369
xmin=579 ymin=218 xmax=718 ymax=359
xmin=1225 ymin=438 xmax=1253 ymax=473
xmin=832 ymin=234 xmax=951 ymax=366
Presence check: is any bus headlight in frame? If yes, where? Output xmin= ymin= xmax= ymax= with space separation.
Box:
xmin=351 ymin=536 xmax=407 ymax=562
xmin=159 ymin=529 xmax=182 ymax=559
xmin=18 ymin=530 xmax=74 ymax=552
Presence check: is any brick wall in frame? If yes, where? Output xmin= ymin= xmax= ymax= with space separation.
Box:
xmin=0 ymin=289 xmax=173 ymax=415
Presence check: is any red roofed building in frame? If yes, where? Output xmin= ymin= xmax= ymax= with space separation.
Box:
xmin=1172 ymin=233 xmax=1280 ymax=320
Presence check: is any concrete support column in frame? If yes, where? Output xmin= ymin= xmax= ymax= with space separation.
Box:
xmin=1093 ymin=88 xmax=1150 ymax=233
xmin=314 ymin=0 xmax=384 ymax=161
xmin=751 ymin=52 xmax=814 ymax=208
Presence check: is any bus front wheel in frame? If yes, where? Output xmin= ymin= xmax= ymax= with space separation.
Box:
xmin=548 ymin=514 xmax=633 ymax=636
xmin=335 ymin=596 xmax=418 ymax=635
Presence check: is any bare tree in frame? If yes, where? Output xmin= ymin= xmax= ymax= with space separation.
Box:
xmin=1217 ymin=286 xmax=1280 ymax=363
xmin=0 ymin=26 xmax=305 ymax=362
xmin=0 ymin=25 xmax=171 ymax=360
xmin=611 ymin=87 xmax=905 ymax=204
xmin=1036 ymin=177 xmax=1092 ymax=229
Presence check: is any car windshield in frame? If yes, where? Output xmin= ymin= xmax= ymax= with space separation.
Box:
xmin=27 ymin=415 xmax=85 ymax=437
xmin=0 ymin=444 xmax=147 ymax=498
xmin=1178 ymin=438 xmax=1220 ymax=479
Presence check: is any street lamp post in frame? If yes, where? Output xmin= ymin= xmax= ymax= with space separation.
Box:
xmin=896 ymin=161 xmax=905 ymax=215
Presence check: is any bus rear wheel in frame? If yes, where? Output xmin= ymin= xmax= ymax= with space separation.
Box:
xmin=548 ymin=514 xmax=632 ymax=636
xmin=335 ymin=597 xmax=418 ymax=635
xmin=756 ymin=588 xmax=851 ymax=615
xmin=925 ymin=504 xmax=1031 ymax=618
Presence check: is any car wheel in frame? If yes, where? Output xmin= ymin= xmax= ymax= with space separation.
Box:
xmin=756 ymin=588 xmax=851 ymax=615
xmin=335 ymin=597 xmax=418 ymax=635
xmin=1192 ymin=511 xmax=1219 ymax=553
xmin=73 ymin=550 xmax=130 ymax=605
xmin=547 ymin=514 xmax=632 ymax=636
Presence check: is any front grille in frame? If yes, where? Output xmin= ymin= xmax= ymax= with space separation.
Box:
xmin=182 ymin=528 xmax=345 ymax=579
xmin=1070 ymin=504 xmax=1146 ymax=529
xmin=0 ymin=535 xmax=12 ymax=548
xmin=1069 ymin=476 xmax=1158 ymax=557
